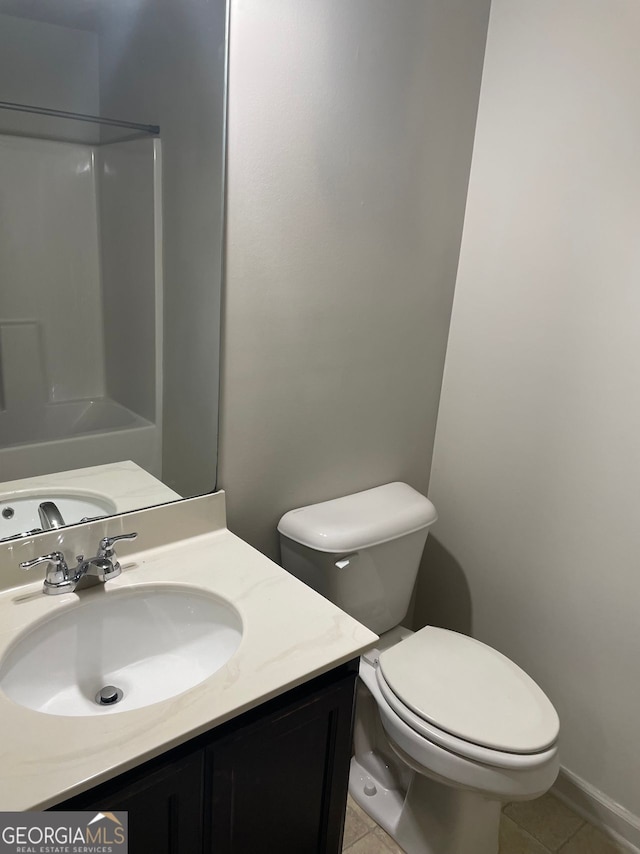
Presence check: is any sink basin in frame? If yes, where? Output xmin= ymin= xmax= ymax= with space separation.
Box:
xmin=0 ymin=489 xmax=118 ymax=540
xmin=0 ymin=586 xmax=243 ymax=716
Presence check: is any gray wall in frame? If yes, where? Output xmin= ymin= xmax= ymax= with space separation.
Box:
xmin=0 ymin=13 xmax=99 ymax=140
xmin=218 ymin=0 xmax=491 ymax=560
xmin=98 ymin=138 xmax=158 ymax=424
xmin=99 ymin=0 xmax=226 ymax=496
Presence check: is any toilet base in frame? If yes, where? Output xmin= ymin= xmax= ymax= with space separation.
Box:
xmin=349 ymin=756 xmax=502 ymax=854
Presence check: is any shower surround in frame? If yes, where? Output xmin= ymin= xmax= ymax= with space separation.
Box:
xmin=0 ymin=133 xmax=162 ymax=481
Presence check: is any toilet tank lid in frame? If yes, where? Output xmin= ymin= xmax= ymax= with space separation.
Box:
xmin=277 ymin=482 xmax=437 ymax=552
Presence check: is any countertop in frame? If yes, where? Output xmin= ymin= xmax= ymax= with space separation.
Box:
xmin=0 ymin=461 xmax=181 ymax=520
xmin=0 ymin=513 xmax=377 ymax=810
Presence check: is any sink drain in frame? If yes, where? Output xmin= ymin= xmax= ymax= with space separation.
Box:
xmin=95 ymin=685 xmax=124 ymax=706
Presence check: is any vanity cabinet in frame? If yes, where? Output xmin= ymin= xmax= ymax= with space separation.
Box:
xmin=53 ymin=661 xmax=358 ymax=854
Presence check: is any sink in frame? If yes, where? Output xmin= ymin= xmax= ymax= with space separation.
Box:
xmin=0 ymin=586 xmax=243 ymax=716
xmin=0 ymin=489 xmax=118 ymax=540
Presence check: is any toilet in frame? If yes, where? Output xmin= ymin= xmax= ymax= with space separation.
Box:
xmin=278 ymin=482 xmax=559 ymax=854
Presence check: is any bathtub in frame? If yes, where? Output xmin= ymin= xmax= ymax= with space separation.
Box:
xmin=0 ymin=397 xmax=161 ymax=482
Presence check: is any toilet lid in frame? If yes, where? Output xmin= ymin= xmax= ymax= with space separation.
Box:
xmin=378 ymin=628 xmax=559 ymax=754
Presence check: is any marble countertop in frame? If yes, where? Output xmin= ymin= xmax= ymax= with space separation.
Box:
xmin=0 ymin=513 xmax=377 ymax=811
xmin=0 ymin=460 xmax=181 ymax=517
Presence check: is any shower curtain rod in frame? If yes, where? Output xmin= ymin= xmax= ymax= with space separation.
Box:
xmin=0 ymin=100 xmax=159 ymax=135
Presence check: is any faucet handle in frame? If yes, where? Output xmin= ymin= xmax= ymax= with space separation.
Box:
xmin=20 ymin=551 xmax=74 ymax=595
xmin=20 ymin=551 xmax=68 ymax=573
xmin=98 ymin=532 xmax=138 ymax=559
xmin=97 ymin=533 xmax=138 ymax=576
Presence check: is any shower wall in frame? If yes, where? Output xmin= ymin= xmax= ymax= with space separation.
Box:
xmin=0 ymin=135 xmax=105 ymax=408
xmin=98 ymin=138 xmax=162 ymax=426
xmin=0 ymin=134 xmax=162 ymax=481
xmin=0 ymin=140 xmax=161 ymax=483
xmin=0 ymin=13 xmax=163 ymax=484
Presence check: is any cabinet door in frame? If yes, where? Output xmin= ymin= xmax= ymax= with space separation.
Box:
xmin=206 ymin=671 xmax=357 ymax=854
xmin=55 ymin=751 xmax=204 ymax=854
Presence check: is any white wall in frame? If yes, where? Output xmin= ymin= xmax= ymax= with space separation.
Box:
xmin=99 ymin=0 xmax=227 ymax=497
xmin=424 ymin=0 xmax=640 ymax=835
xmin=218 ymin=0 xmax=490 ymax=559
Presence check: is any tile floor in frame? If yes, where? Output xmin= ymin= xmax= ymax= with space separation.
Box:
xmin=342 ymin=792 xmax=628 ymax=854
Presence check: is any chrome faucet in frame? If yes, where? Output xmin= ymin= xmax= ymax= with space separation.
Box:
xmin=20 ymin=533 xmax=138 ymax=595
xmin=38 ymin=501 xmax=65 ymax=531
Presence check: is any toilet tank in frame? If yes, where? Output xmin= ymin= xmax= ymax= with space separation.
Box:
xmin=277 ymin=483 xmax=437 ymax=634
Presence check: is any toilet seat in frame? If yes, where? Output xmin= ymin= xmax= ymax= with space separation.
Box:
xmin=359 ymin=656 xmax=560 ymax=801
xmin=378 ymin=626 xmax=559 ymax=756
xmin=376 ymin=668 xmax=557 ymax=771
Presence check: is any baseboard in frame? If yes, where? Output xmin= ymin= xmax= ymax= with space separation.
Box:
xmin=552 ymin=767 xmax=640 ymax=853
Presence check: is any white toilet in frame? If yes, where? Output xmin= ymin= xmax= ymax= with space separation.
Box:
xmin=278 ymin=482 xmax=560 ymax=854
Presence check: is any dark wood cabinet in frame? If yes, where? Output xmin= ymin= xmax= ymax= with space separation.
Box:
xmin=54 ymin=661 xmax=358 ymax=854
xmin=102 ymin=752 xmax=204 ymax=854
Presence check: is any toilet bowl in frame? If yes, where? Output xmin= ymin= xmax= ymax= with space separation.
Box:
xmin=278 ymin=483 xmax=560 ymax=854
